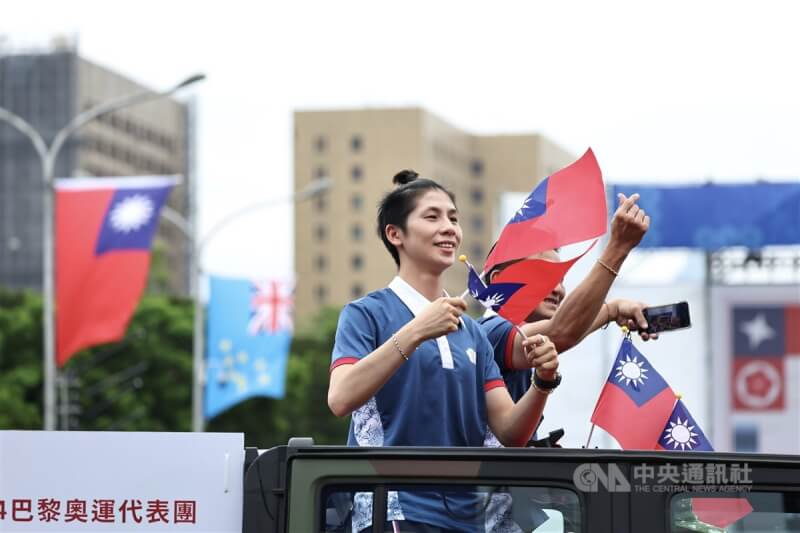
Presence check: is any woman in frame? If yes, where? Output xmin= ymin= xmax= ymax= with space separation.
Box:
xmin=328 ymin=170 xmax=561 ymax=533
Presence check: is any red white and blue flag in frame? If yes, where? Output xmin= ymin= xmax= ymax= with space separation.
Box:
xmin=655 ymin=400 xmax=754 ymax=528
xmin=591 ymin=337 xmax=676 ymax=449
xmin=483 ymin=148 xmax=607 ymax=273
xmin=55 ymin=176 xmax=178 ymax=366
xmin=657 ymin=399 xmax=713 ymax=451
xmin=467 ymin=242 xmax=595 ymax=324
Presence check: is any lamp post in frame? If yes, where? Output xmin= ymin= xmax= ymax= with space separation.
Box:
xmin=0 ymin=73 xmax=206 ymax=430
xmin=160 ymin=177 xmax=332 ymax=432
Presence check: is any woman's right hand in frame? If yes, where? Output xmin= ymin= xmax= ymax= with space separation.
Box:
xmin=409 ymin=297 xmax=467 ymax=341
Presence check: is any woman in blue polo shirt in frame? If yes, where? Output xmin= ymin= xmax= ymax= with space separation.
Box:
xmin=328 ymin=170 xmax=561 ymax=533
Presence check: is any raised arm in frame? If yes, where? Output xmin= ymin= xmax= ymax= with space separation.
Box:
xmin=505 ymin=193 xmax=650 ymax=369
xmin=327 ymin=297 xmax=466 ymax=417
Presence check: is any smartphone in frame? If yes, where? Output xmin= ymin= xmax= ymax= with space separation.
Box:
xmin=642 ymin=302 xmax=691 ymax=334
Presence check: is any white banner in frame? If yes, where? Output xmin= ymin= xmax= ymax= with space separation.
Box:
xmin=0 ymin=431 xmax=243 ymax=532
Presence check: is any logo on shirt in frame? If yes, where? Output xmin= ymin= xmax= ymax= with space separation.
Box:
xmin=466 ymin=348 xmax=477 ymax=365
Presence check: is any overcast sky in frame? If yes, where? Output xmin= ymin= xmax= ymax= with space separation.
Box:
xmin=4 ymin=0 xmax=799 ymax=279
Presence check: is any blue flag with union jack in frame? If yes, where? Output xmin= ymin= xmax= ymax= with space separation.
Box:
xmin=205 ymin=276 xmax=293 ymax=419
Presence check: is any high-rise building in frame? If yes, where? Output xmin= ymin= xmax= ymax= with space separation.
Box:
xmin=0 ymin=44 xmax=192 ymax=294
xmin=294 ymin=107 xmax=575 ymax=324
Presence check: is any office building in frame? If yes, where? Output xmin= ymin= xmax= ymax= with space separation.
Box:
xmin=294 ymin=107 xmax=575 ymax=323
xmin=0 ymin=43 xmax=192 ymax=294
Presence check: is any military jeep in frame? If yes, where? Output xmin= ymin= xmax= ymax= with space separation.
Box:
xmin=243 ymin=439 xmax=800 ymax=532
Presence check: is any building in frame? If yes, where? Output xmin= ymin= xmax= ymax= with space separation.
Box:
xmin=294 ymin=107 xmax=575 ymax=324
xmin=0 ymin=44 xmax=192 ymax=294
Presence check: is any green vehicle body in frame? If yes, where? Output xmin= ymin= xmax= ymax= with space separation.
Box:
xmin=243 ymin=439 xmax=800 ymax=533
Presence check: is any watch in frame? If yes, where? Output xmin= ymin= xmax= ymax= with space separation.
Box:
xmin=532 ymin=370 xmax=562 ymax=394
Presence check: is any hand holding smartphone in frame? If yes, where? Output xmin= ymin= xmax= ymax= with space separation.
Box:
xmin=642 ymin=302 xmax=691 ymax=334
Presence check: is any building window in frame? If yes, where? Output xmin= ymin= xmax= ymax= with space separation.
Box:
xmin=315 ymin=285 xmax=327 ymax=303
xmin=351 ymin=135 xmax=363 ymax=152
xmin=351 ymin=194 xmax=363 ymax=210
xmin=315 ymin=255 xmax=327 ymax=272
xmin=314 ymin=136 xmax=326 ymax=153
xmin=470 ymin=187 xmax=484 ymax=205
xmin=351 ymin=283 xmax=364 ymax=298
xmin=351 ymin=223 xmax=363 ymax=241
xmin=315 ymin=195 xmax=326 ymax=211
xmin=351 ymin=165 xmax=363 ymax=182
xmin=470 ymin=159 xmax=484 ymax=177
xmin=351 ymin=254 xmax=364 ymax=271
xmin=315 ymin=225 xmax=326 ymax=241
xmin=471 ymin=216 xmax=484 ymax=232
xmin=315 ymin=166 xmax=327 ymax=180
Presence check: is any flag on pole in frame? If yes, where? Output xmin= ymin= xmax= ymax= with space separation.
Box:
xmin=205 ymin=276 xmax=293 ymax=420
xmin=484 ymin=148 xmax=606 ymax=273
xmin=55 ymin=176 xmax=178 ymax=367
xmin=657 ymin=399 xmax=753 ymax=528
xmin=590 ymin=337 xmax=676 ymax=449
xmin=657 ymin=399 xmax=713 ymax=451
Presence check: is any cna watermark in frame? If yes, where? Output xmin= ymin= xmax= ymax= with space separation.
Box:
xmin=573 ymin=463 xmax=753 ymax=494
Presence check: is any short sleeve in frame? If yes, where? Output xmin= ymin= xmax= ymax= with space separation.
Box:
xmin=331 ymin=302 xmax=378 ymax=370
xmin=480 ymin=316 xmax=517 ymax=372
xmin=477 ymin=326 xmax=504 ymax=392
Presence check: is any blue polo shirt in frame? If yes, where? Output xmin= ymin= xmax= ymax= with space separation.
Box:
xmin=331 ymin=286 xmax=504 ymax=532
xmin=478 ymin=314 xmax=531 ymax=402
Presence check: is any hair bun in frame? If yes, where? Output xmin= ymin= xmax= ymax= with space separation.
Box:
xmin=392 ymin=169 xmax=419 ymax=186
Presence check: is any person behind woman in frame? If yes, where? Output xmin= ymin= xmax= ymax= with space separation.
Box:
xmin=328 ymin=170 xmax=561 ymax=533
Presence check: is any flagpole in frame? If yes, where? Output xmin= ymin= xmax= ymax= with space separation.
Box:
xmin=1 ymin=74 xmax=206 ymax=431
xmin=162 ymin=178 xmax=332 ymax=432
xmin=585 ymin=424 xmax=596 ymax=448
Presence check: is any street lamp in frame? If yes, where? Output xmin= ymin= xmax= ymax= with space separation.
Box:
xmin=0 ymin=73 xmax=206 ymax=430
xmin=161 ymin=177 xmax=332 ymax=432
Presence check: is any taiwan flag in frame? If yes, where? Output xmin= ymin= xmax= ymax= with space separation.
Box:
xmin=484 ymin=148 xmax=606 ymax=273
xmin=656 ymin=401 xmax=753 ymax=528
xmin=657 ymin=399 xmax=713 ymax=451
xmin=467 ymin=242 xmax=595 ymax=325
xmin=55 ymin=176 xmax=178 ymax=366
xmin=590 ymin=338 xmax=676 ymax=449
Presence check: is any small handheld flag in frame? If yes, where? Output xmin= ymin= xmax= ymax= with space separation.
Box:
xmin=656 ymin=399 xmax=754 ymax=528
xmin=657 ymin=399 xmax=713 ymax=451
xmin=463 ymin=243 xmax=596 ymax=324
xmin=484 ymin=148 xmax=607 ymax=273
xmin=590 ymin=337 xmax=676 ymax=449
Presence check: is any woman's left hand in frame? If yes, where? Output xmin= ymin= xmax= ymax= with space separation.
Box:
xmin=521 ymin=334 xmax=559 ymax=380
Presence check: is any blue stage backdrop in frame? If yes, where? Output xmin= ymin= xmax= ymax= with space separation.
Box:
xmin=610 ymin=182 xmax=800 ymax=249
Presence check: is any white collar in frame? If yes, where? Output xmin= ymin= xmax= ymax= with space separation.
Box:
xmin=387 ymin=275 xmax=456 ymax=369
xmin=388 ymin=276 xmax=434 ymax=317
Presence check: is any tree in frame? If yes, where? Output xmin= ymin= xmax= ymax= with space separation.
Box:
xmin=0 ymin=288 xmax=43 ymax=428
xmin=0 ymin=287 xmax=349 ymax=449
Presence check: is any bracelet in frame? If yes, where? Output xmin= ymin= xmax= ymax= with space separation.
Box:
xmin=601 ymin=302 xmax=611 ymax=329
xmin=392 ymin=334 xmax=410 ymax=362
xmin=597 ymin=259 xmax=619 ymax=277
